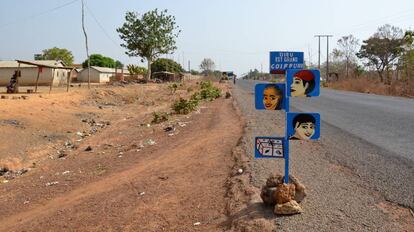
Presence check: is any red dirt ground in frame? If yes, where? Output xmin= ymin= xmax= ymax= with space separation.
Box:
xmin=0 ymin=83 xmax=246 ymax=231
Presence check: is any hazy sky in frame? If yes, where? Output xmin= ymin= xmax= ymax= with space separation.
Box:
xmin=1 ymin=0 xmax=414 ymax=75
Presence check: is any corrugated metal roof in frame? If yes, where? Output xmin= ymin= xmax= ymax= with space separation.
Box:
xmin=0 ymin=60 xmax=65 ymax=68
xmin=92 ymin=66 xmax=116 ymax=73
xmin=80 ymin=66 xmax=130 ymax=74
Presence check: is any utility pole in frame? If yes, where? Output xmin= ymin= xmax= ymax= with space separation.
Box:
xmin=82 ymin=0 xmax=90 ymax=89
xmin=188 ymin=60 xmax=190 ymax=72
xmin=315 ymin=35 xmax=321 ymax=69
xmin=182 ymin=51 xmax=185 ymax=69
xmin=314 ymin=35 xmax=333 ymax=81
xmin=326 ymin=35 xmax=332 ymax=82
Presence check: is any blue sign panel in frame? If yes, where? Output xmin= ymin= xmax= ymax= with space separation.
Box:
xmin=255 ymin=83 xmax=288 ymax=110
xmin=255 ymin=137 xmax=285 ymax=158
xmin=286 ymin=69 xmax=320 ymax=97
xmin=269 ymin=51 xmax=304 ymax=74
xmin=287 ymin=113 xmax=320 ymax=140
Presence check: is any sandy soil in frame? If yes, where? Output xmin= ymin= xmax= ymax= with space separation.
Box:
xmin=0 ymin=83 xmax=186 ymax=170
xmin=0 ymin=82 xmax=246 ymax=231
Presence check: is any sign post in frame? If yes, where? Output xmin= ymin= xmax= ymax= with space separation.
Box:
xmin=254 ymin=51 xmax=321 ymax=184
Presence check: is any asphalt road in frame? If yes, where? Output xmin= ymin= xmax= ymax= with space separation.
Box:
xmin=236 ymin=79 xmax=414 ymax=210
xmin=291 ymin=88 xmax=414 ymax=162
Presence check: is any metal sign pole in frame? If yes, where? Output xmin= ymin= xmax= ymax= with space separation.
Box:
xmin=284 ymin=80 xmax=290 ymax=184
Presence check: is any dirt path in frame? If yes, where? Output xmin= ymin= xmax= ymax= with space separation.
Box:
xmin=0 ymin=96 xmax=243 ymax=231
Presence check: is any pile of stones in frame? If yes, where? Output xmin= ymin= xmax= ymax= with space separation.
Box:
xmin=260 ymin=174 xmax=306 ymax=215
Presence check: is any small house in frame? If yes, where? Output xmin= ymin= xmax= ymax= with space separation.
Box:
xmin=0 ymin=60 xmax=70 ymax=86
xmin=77 ymin=66 xmax=130 ymax=83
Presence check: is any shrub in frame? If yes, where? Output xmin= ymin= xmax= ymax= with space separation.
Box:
xmin=200 ymin=88 xmax=221 ymax=101
xmin=168 ymin=83 xmax=178 ymax=94
xmin=172 ymin=98 xmax=199 ymax=114
xmin=190 ymin=92 xmax=202 ymax=101
xmin=151 ymin=58 xmax=184 ymax=74
xmin=151 ymin=112 xmax=170 ymax=124
xmin=198 ymin=81 xmax=221 ymax=100
xmin=200 ymin=81 xmax=213 ymax=89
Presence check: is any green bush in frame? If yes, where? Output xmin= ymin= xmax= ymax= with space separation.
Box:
xmin=172 ymin=98 xmax=199 ymax=114
xmin=190 ymin=92 xmax=202 ymax=103
xmin=200 ymin=88 xmax=221 ymax=101
xmin=127 ymin=64 xmax=147 ymax=75
xmin=168 ymin=83 xmax=178 ymax=94
xmin=200 ymin=81 xmax=213 ymax=89
xmin=151 ymin=112 xmax=170 ymax=124
xmin=197 ymin=81 xmax=221 ymax=100
xmin=151 ymin=58 xmax=184 ymax=74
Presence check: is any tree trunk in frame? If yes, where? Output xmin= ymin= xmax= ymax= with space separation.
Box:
xmin=378 ymin=71 xmax=384 ymax=83
xmin=346 ymin=57 xmax=349 ymax=79
xmin=146 ymin=57 xmax=152 ymax=81
xmin=385 ymin=67 xmax=391 ymax=85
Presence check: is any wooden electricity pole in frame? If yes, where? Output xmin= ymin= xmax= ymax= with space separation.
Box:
xmin=82 ymin=0 xmax=90 ymax=89
xmin=315 ymin=35 xmax=333 ymax=81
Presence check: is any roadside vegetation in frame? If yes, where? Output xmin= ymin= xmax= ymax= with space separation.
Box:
xmin=242 ymin=24 xmax=414 ymax=98
xmin=172 ymin=81 xmax=221 ymax=114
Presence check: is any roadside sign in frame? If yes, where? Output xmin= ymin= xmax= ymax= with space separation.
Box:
xmin=255 ymin=83 xmax=288 ymax=110
xmin=286 ymin=113 xmax=320 ymax=140
xmin=269 ymin=51 xmax=304 ymax=74
xmin=255 ymin=137 xmax=285 ymax=158
xmin=286 ymin=69 xmax=320 ymax=97
xmin=254 ymin=50 xmax=321 ymax=184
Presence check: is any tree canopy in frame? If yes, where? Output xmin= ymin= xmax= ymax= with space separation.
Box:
xmin=151 ymin=58 xmax=184 ymax=74
xmin=399 ymin=30 xmax=414 ymax=81
xmin=82 ymin=54 xmax=123 ymax=68
xmin=117 ymin=9 xmax=180 ymax=80
xmin=199 ymin=58 xmax=215 ymax=74
xmin=357 ymin=24 xmax=404 ymax=84
xmin=36 ymin=47 xmax=74 ymax=66
xmin=337 ymin=35 xmax=359 ymax=78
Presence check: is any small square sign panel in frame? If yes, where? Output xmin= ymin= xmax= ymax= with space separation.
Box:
xmin=255 ymin=137 xmax=285 ymax=158
xmin=286 ymin=69 xmax=320 ymax=97
xmin=255 ymin=83 xmax=288 ymax=111
xmin=287 ymin=113 xmax=320 ymax=140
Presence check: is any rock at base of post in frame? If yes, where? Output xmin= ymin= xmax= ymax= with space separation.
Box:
xmin=274 ymin=200 xmax=303 ymax=215
xmin=260 ymin=174 xmax=306 ymax=215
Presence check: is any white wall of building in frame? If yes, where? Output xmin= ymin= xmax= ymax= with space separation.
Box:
xmin=0 ymin=67 xmax=69 ymax=86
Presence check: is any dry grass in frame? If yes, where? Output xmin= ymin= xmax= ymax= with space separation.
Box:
xmin=327 ymin=78 xmax=414 ymax=98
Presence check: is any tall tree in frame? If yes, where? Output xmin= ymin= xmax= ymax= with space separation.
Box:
xmin=82 ymin=54 xmax=122 ymax=68
xmin=357 ymin=24 xmax=404 ymax=84
xmin=399 ymin=30 xmax=414 ymax=82
xmin=117 ymin=9 xmax=180 ymax=80
xmin=37 ymin=47 xmax=74 ymax=65
xmin=199 ymin=58 xmax=215 ymax=74
xmin=337 ymin=35 xmax=359 ymax=78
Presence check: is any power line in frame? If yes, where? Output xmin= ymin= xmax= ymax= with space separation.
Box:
xmin=0 ymin=0 xmax=80 ymax=29
xmin=84 ymin=3 xmax=120 ymax=48
xmin=345 ymin=8 xmax=414 ymax=32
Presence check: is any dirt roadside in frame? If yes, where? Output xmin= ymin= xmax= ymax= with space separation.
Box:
xmin=0 ymin=82 xmax=247 ymax=231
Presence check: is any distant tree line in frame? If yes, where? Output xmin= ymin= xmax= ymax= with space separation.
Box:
xmin=320 ymin=24 xmax=414 ymax=85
